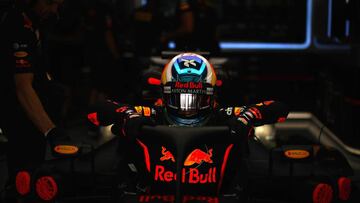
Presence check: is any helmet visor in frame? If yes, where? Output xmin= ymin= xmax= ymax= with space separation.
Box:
xmin=163 ymin=82 xmax=214 ymax=118
xmin=180 ymin=93 xmax=210 ymax=116
xmin=165 ymin=93 xmax=212 ymax=118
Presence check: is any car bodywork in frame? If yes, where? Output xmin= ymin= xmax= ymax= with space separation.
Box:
xmin=13 ymin=112 xmax=356 ymax=203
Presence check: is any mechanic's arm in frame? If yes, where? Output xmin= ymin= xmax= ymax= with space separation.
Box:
xmin=11 ymin=24 xmax=56 ymax=136
xmin=15 ymin=73 xmax=56 ymax=135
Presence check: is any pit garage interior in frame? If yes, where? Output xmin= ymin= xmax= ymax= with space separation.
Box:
xmin=1 ymin=0 xmax=360 ymax=202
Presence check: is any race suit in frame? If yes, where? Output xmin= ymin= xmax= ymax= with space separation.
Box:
xmin=88 ymin=99 xmax=289 ymax=131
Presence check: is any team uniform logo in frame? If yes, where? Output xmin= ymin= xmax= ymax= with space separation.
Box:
xmin=15 ymin=59 xmax=31 ymax=68
xmin=14 ymin=51 xmax=28 ymax=58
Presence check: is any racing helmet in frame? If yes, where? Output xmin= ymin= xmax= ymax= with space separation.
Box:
xmin=161 ymin=53 xmax=217 ymax=126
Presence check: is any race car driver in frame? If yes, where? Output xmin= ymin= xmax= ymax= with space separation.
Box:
xmin=87 ymin=52 xmax=289 ymax=195
xmin=89 ymin=52 xmax=289 ymax=142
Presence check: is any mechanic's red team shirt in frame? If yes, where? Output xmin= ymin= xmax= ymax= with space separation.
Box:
xmin=0 ymin=8 xmax=52 ymax=121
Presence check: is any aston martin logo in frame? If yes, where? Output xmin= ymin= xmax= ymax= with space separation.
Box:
xmin=181 ymin=59 xmax=196 ymax=67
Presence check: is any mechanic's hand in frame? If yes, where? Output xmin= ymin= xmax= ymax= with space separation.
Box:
xmin=46 ymin=127 xmax=79 ymax=157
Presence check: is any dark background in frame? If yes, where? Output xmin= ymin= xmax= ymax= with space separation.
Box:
xmin=0 ymin=0 xmax=359 ymax=158
xmin=0 ymin=0 xmax=360 ymax=199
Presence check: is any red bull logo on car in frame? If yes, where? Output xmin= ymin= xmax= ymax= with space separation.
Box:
xmin=184 ymin=149 xmax=213 ymax=166
xmin=155 ymin=147 xmax=216 ymax=184
xmin=160 ymin=146 xmax=175 ymax=162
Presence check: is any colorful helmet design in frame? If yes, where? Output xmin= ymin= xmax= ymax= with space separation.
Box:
xmin=161 ymin=53 xmax=217 ymax=126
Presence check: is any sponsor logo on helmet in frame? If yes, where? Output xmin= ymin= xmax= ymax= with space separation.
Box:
xmin=206 ymin=88 xmax=214 ymax=95
xmin=172 ymin=89 xmax=208 ymax=95
xmin=181 ymin=59 xmax=197 ymax=67
xmin=175 ymin=82 xmax=203 ymax=89
xmin=164 ymin=86 xmax=171 ymax=94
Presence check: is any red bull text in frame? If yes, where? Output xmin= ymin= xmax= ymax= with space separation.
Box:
xmin=155 ymin=148 xmax=216 ymax=184
xmin=154 ymin=165 xmax=216 ymax=184
xmin=175 ymin=82 xmax=203 ymax=89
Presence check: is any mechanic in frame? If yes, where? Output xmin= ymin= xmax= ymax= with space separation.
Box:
xmin=0 ymin=0 xmax=78 ymax=201
xmin=90 ymin=52 xmax=289 ymax=143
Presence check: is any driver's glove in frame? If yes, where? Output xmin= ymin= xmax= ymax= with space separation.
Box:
xmin=228 ymin=116 xmax=253 ymax=137
xmin=45 ymin=127 xmax=79 ymax=157
xmin=111 ymin=111 xmax=155 ymax=138
xmin=123 ymin=112 xmax=143 ymax=137
xmin=229 ymin=106 xmax=259 ymax=136
xmin=228 ymin=116 xmax=253 ymax=156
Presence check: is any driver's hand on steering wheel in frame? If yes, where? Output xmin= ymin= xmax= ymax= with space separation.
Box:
xmin=111 ymin=112 xmax=155 ymax=138
xmin=228 ymin=116 xmax=254 ymax=138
